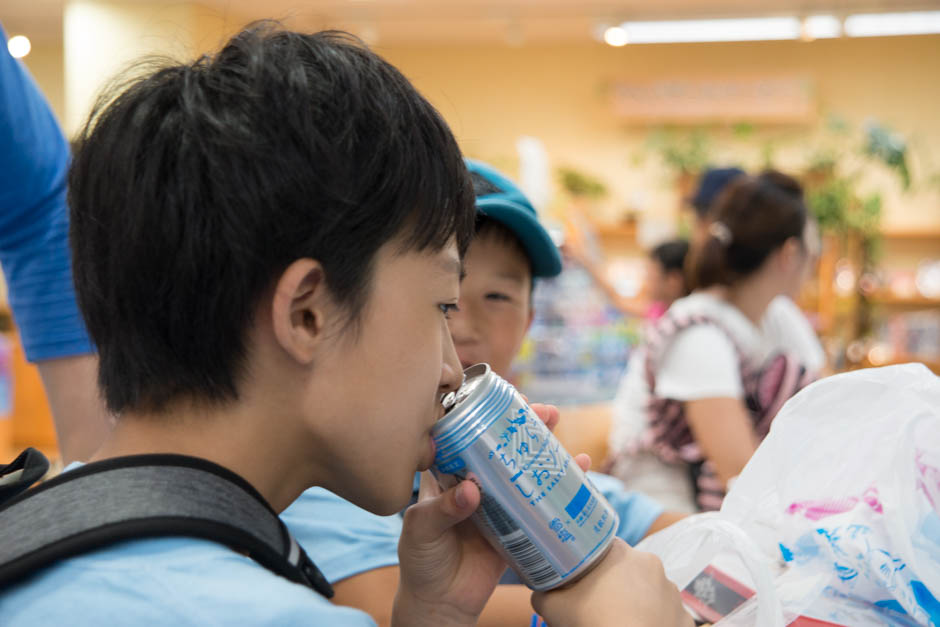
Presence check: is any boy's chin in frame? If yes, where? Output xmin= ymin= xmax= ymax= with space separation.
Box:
xmin=361 ymin=483 xmax=414 ymax=517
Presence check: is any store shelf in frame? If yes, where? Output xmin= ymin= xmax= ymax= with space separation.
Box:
xmin=865 ymin=356 xmax=940 ymax=374
xmin=594 ymin=222 xmax=638 ymax=241
xmin=882 ymin=228 xmax=940 ymax=240
xmin=867 ymin=293 xmax=940 ymax=307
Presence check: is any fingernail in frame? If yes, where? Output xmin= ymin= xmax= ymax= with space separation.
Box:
xmin=455 ymin=483 xmax=469 ymax=509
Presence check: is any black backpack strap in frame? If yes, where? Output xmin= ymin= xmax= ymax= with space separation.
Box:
xmin=0 ymin=453 xmax=333 ymax=599
xmin=0 ymin=447 xmax=50 ymax=502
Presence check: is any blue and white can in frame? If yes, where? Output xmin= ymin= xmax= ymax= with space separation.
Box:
xmin=432 ymin=363 xmax=618 ymax=591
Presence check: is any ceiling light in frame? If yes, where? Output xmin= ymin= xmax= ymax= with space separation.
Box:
xmin=619 ymin=17 xmax=801 ymax=44
xmin=802 ymin=15 xmax=841 ymax=40
xmin=7 ymin=35 xmax=31 ymax=59
xmin=604 ymin=26 xmax=629 ymax=47
xmin=844 ymin=11 xmax=940 ymax=37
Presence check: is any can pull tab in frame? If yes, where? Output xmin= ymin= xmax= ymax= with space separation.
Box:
xmin=441 ymin=371 xmax=473 ymax=412
xmin=441 ymin=391 xmax=457 ymax=411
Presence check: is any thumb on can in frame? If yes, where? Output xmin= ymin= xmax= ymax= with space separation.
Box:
xmin=404 ymin=477 xmax=481 ymax=544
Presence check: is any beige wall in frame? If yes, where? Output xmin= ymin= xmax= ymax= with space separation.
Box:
xmin=20 ymin=2 xmax=248 ymax=136
xmin=63 ymin=1 xmax=202 ymax=135
xmin=21 ymin=41 xmax=66 ymax=127
xmin=377 ymin=35 xmax=940 ymax=231
xmin=18 ymin=12 xmax=940 ymax=230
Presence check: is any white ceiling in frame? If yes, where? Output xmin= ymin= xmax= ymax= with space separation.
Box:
xmin=4 ymin=0 xmax=940 ymax=44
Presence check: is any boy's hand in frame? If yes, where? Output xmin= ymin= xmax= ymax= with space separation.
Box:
xmin=532 ymin=539 xmax=693 ymax=627
xmin=394 ymin=472 xmax=497 ymax=627
xmin=393 ymin=403 xmax=590 ymax=627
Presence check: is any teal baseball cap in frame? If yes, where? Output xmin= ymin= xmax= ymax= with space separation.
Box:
xmin=465 ymin=159 xmax=562 ymax=278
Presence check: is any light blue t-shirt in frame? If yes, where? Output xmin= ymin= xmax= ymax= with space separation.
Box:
xmin=0 ymin=537 xmax=376 ymax=626
xmin=0 ymin=464 xmax=376 ymax=626
xmin=281 ymin=487 xmax=403 ymax=583
xmin=283 ymin=470 xmax=664 ymax=585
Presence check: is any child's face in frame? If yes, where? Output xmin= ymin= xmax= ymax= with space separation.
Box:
xmin=447 ymin=233 xmax=533 ymax=378
xmin=645 ymin=260 xmax=685 ymax=306
xmin=306 ymin=240 xmax=463 ymax=514
xmin=643 ymin=259 xmax=667 ymax=302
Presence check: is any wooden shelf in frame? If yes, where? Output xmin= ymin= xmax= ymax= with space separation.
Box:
xmin=865 ymin=356 xmax=940 ymax=374
xmin=867 ymin=293 xmax=940 ymax=307
xmin=594 ymin=223 xmax=638 ymax=241
xmin=882 ymin=228 xmax=940 ymax=240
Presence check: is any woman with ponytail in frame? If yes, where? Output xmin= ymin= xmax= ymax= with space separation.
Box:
xmin=608 ymin=171 xmax=816 ymax=512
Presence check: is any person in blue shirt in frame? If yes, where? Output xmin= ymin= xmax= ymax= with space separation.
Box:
xmin=0 ymin=23 xmax=689 ymax=627
xmin=0 ymin=22 xmax=110 ymax=462
xmin=282 ymin=159 xmax=686 ymax=625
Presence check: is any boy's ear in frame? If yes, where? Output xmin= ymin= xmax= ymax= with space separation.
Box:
xmin=525 ymin=304 xmax=535 ymax=334
xmin=270 ymin=258 xmax=331 ymax=365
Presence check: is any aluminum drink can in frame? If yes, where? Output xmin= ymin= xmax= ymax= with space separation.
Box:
xmin=432 ymin=363 xmax=618 ymax=591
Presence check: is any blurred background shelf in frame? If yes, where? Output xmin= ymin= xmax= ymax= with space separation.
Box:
xmin=594 ymin=223 xmax=638 ymax=242
xmin=868 ymin=294 xmax=940 ymax=307
xmin=863 ymin=356 xmax=940 ymax=374
xmin=882 ymin=228 xmax=940 ymax=240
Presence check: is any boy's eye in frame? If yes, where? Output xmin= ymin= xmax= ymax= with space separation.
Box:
xmin=439 ymin=303 xmax=459 ymax=318
xmin=485 ymin=292 xmax=511 ymax=302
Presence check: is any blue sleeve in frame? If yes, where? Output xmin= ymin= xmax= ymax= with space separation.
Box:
xmin=0 ymin=23 xmax=93 ymax=361
xmin=281 ymin=487 xmax=402 ymax=584
xmin=587 ymin=470 xmax=664 ymax=546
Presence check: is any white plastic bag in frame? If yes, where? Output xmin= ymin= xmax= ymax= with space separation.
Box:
xmin=638 ymin=511 xmax=787 ymax=626
xmin=638 ymin=364 xmax=940 ymax=626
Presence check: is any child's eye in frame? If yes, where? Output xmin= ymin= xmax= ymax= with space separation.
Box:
xmin=439 ymin=303 xmax=460 ymax=318
xmin=485 ymin=292 xmax=511 ymax=302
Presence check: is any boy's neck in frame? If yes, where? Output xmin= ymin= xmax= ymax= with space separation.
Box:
xmin=91 ymin=401 xmax=316 ymax=513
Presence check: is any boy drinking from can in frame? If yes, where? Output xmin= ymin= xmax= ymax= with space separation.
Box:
xmin=283 ymin=159 xmax=686 ymax=623
xmin=0 ymin=23 xmax=688 ymax=627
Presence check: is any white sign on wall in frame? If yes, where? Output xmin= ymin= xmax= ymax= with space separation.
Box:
xmin=612 ymin=76 xmax=816 ymax=123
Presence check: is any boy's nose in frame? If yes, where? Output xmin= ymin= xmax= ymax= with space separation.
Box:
xmin=439 ymin=332 xmax=462 ymax=394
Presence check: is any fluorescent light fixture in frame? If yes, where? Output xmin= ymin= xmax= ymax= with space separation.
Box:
xmin=844 ymin=11 xmax=940 ymax=37
xmin=604 ymin=26 xmax=629 ymax=46
xmin=803 ymin=15 xmax=841 ymax=39
xmin=620 ymin=17 xmax=801 ymax=44
xmin=7 ymin=35 xmax=31 ymax=59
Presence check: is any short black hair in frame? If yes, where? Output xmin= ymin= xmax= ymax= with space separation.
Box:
xmin=474 ymin=216 xmax=532 ymax=276
xmin=469 ymin=170 xmax=503 ymax=197
xmin=649 ymin=239 xmax=689 ymax=274
xmin=69 ymin=23 xmax=474 ymax=414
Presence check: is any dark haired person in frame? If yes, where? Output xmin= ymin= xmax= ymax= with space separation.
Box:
xmin=564 ymin=232 xmax=689 ymax=324
xmin=609 ymin=171 xmax=816 ymax=512
xmin=0 ymin=22 xmax=110 ymax=463
xmin=689 ymin=166 xmax=825 ymax=376
xmin=642 ymin=239 xmax=690 ymax=320
xmin=605 ymin=239 xmax=692 ymax=508
xmin=0 ymin=25 xmax=688 ymax=626
xmin=281 ymin=159 xmax=687 ymax=626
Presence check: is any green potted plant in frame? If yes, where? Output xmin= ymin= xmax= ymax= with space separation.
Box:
xmin=557 ymin=166 xmax=608 ymax=200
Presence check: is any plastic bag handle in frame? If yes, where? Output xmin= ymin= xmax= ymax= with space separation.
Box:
xmin=637 ymin=512 xmax=784 ymax=627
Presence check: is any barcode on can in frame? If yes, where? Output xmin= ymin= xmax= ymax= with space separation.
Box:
xmin=476 ymin=492 xmax=561 ymax=588
xmin=502 ymin=530 xmax=561 ymax=588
